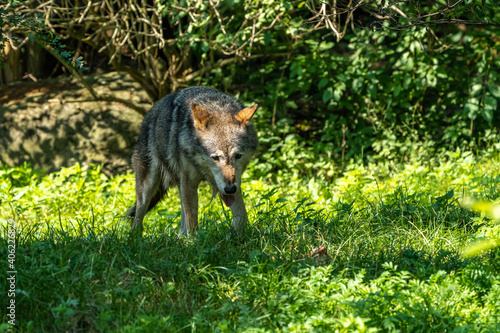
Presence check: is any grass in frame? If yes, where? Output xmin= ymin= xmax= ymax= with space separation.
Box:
xmin=1 ymin=151 xmax=500 ymax=332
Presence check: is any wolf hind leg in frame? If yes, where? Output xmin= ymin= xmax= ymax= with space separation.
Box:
xmin=131 ymin=154 xmax=163 ymax=234
xmin=128 ymin=182 xmax=167 ymax=232
xmin=132 ymin=182 xmax=160 ymax=234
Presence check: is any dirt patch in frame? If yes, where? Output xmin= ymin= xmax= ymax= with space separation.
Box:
xmin=0 ymin=72 xmax=152 ymax=175
xmin=0 ymin=81 xmax=77 ymax=104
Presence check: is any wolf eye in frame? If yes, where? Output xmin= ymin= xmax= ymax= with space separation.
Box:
xmin=212 ymin=156 xmax=220 ymax=161
xmin=234 ymin=153 xmax=242 ymax=159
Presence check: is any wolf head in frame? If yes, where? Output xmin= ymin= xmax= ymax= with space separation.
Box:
xmin=191 ymin=102 xmax=258 ymax=207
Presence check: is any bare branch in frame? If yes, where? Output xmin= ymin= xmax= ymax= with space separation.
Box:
xmin=307 ymin=0 xmax=499 ymax=38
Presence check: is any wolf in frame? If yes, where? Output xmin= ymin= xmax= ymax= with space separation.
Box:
xmin=126 ymin=86 xmax=258 ymax=237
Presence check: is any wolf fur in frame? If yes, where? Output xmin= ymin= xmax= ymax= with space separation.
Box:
xmin=126 ymin=86 xmax=258 ymax=236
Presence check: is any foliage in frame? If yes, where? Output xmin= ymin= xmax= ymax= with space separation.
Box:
xmin=3 ymin=0 xmax=499 ymax=168
xmin=462 ymin=198 xmax=500 ymax=257
xmin=304 ymin=0 xmax=500 ymax=51
xmin=235 ymin=21 xmax=500 ymax=176
xmin=1 ymin=152 xmax=500 ymax=331
xmin=0 ymin=0 xmax=86 ymax=69
xmin=10 ymin=0 xmax=299 ymax=101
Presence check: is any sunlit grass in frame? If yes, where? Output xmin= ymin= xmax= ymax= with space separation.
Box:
xmin=1 ymin=151 xmax=499 ymax=331
xmin=2 ymin=150 xmax=498 ymax=233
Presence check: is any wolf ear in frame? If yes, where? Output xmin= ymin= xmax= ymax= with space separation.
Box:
xmin=191 ymin=103 xmax=212 ymax=129
xmin=235 ymin=104 xmax=258 ymax=125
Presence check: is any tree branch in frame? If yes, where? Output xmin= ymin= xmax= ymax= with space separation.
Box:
xmin=44 ymin=45 xmax=149 ymax=115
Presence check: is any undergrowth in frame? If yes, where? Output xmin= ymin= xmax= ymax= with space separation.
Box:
xmin=1 ymin=151 xmax=500 ymax=332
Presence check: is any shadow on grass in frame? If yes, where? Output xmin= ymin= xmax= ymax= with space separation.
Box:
xmin=0 ymin=205 xmax=490 ymax=331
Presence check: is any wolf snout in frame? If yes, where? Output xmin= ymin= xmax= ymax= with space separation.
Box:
xmin=220 ymin=184 xmax=237 ymax=208
xmin=224 ymin=184 xmax=237 ymax=195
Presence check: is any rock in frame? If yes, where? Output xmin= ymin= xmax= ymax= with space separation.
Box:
xmin=0 ymin=72 xmax=151 ymax=175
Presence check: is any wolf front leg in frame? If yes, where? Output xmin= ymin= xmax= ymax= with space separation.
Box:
xmin=229 ymin=188 xmax=248 ymax=237
xmin=178 ymin=175 xmax=201 ymax=237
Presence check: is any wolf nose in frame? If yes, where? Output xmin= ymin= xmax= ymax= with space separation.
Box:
xmin=224 ymin=185 xmax=237 ymax=194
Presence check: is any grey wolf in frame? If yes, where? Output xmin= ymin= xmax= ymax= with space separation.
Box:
xmin=126 ymin=86 xmax=258 ymax=237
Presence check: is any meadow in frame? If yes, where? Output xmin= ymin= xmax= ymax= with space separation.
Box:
xmin=2 ymin=0 xmax=499 ymax=331
xmin=1 ymin=150 xmax=500 ymax=332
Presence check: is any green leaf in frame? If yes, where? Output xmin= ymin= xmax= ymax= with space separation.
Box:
xmin=483 ymin=96 xmax=497 ymax=123
xmin=319 ymin=41 xmax=335 ymax=51
xmin=368 ymin=84 xmax=377 ymax=99
xmin=318 ymin=78 xmax=329 ymax=90
xmin=403 ymin=74 xmax=412 ymax=89
xmin=333 ymin=89 xmax=341 ymax=101
xmin=263 ymin=32 xmax=272 ymax=45
xmin=487 ymin=84 xmax=500 ymax=98
xmin=444 ymin=189 xmax=454 ymax=200
xmin=290 ymin=62 xmax=303 ymax=78
xmin=470 ymin=84 xmax=483 ymax=96
xmin=352 ymin=77 xmax=363 ymax=93
xmin=201 ymin=41 xmax=209 ymax=53
xmin=464 ymin=99 xmax=479 ymax=120
xmin=393 ymin=83 xmax=401 ymax=97
xmin=285 ymin=101 xmax=298 ymax=109
xmin=323 ymin=87 xmax=333 ymax=103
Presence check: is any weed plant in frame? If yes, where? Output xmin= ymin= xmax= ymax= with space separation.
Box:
xmin=1 ymin=151 xmax=499 ymax=331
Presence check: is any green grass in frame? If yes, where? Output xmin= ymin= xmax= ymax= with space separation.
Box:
xmin=1 ymin=151 xmax=500 ymax=332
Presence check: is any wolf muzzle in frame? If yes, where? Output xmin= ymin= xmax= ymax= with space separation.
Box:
xmin=224 ymin=184 xmax=237 ymax=194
